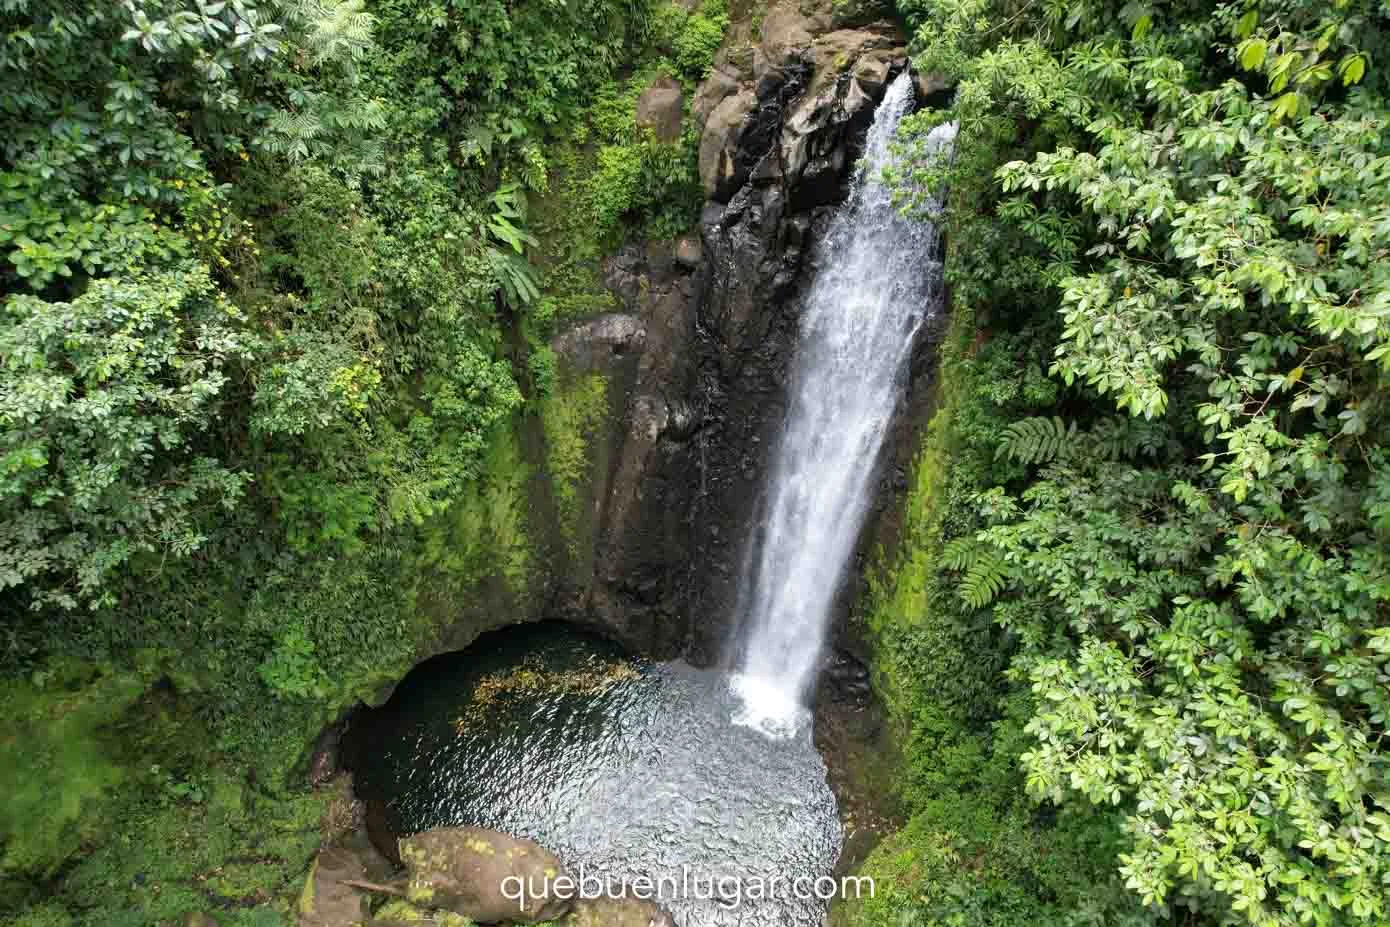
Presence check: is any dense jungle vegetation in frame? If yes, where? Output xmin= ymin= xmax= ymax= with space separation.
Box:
xmin=855 ymin=0 xmax=1389 ymax=925
xmin=0 ymin=0 xmax=1386 ymax=925
xmin=0 ymin=0 xmax=715 ymax=922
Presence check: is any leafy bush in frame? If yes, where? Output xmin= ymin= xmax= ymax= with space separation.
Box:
xmin=0 ymin=0 xmax=665 ymax=920
xmin=670 ymin=0 xmax=731 ymax=82
xmin=862 ymin=0 xmax=1390 ymax=923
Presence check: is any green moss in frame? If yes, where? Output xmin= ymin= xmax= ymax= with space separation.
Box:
xmin=419 ymin=418 xmax=534 ymax=598
xmin=863 ymin=306 xmax=996 ymax=730
xmin=208 ymin=861 xmax=293 ymax=902
xmin=374 ymin=900 xmax=427 ymax=921
xmin=5 ymin=902 xmax=74 ymax=927
xmin=1 ymin=673 xmax=327 ymax=924
xmin=54 ymin=767 xmax=324 ymax=921
xmin=529 ymin=55 xmax=703 ymax=327
xmin=540 ymin=373 xmax=609 ymax=551
xmin=0 ymin=663 xmax=146 ymax=884
xmin=373 ymin=900 xmax=474 ymax=926
xmin=297 ymin=857 xmax=318 ymax=916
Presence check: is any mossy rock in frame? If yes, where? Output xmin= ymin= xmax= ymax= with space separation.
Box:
xmin=298 ymin=847 xmax=371 ymax=927
xmin=399 ymin=827 xmax=571 ymax=924
xmin=370 ymin=900 xmax=474 ymax=925
xmin=564 ymin=896 xmax=676 ymax=927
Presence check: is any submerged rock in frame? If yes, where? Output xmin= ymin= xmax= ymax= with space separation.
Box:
xmin=400 ymin=826 xmax=572 ymax=924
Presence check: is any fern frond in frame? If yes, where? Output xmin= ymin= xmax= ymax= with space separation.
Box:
xmin=997 ymin=416 xmax=1076 ymax=464
xmin=960 ymin=553 xmax=1007 ymax=609
xmin=290 ymin=0 xmax=375 ymax=64
xmin=941 ymin=537 xmax=976 ymax=571
xmin=1088 ymin=416 xmax=1165 ymax=461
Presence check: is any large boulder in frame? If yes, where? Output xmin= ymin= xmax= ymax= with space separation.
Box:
xmin=566 ymin=896 xmax=677 ymax=927
xmin=298 ymin=847 xmax=372 ymax=927
xmin=698 ymin=89 xmax=757 ymax=200
xmin=753 ymin=3 xmax=819 ymax=83
xmin=400 ymin=827 xmax=572 ymax=924
xmin=692 ymin=66 xmax=740 ymax=127
xmin=635 ymin=75 xmax=683 ymax=142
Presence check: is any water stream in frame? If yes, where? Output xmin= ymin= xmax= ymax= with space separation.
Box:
xmin=352 ymin=73 xmax=954 ymax=927
xmin=732 ymin=73 xmax=955 ymax=736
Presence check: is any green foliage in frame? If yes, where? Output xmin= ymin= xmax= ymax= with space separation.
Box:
xmin=994 ymin=416 xmax=1074 ymax=465
xmin=0 ymin=265 xmax=254 ymax=612
xmin=567 ymin=74 xmax=704 ymax=244
xmin=56 ymin=764 xmax=325 ymax=925
xmin=663 ymin=0 xmax=731 ymax=83
xmin=848 ymin=311 xmax=1145 ymax=927
xmin=541 ymin=374 xmax=609 ymax=548
xmin=417 ymin=421 xmax=534 ymax=597
xmin=1 ymin=0 xmax=665 ymax=919
xmin=369 ymin=0 xmax=655 ymax=163
xmin=876 ymin=0 xmax=1390 ymax=923
xmin=529 ymin=63 xmax=703 ymax=325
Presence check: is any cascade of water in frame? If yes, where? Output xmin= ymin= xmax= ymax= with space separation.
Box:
xmin=732 ymin=72 xmax=956 ymax=737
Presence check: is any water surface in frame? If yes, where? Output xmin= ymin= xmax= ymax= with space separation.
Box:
xmin=352 ymin=624 xmax=841 ymax=927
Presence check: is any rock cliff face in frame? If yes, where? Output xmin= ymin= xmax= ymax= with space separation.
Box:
xmin=543 ymin=0 xmax=948 ymax=664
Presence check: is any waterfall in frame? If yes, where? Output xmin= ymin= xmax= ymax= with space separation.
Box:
xmin=732 ymin=72 xmax=956 ymax=737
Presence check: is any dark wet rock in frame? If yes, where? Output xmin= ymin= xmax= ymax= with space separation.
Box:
xmin=364 ymin=797 xmax=402 ymax=867
xmin=823 ymin=650 xmax=873 ymax=704
xmin=400 ymin=827 xmax=572 ymax=924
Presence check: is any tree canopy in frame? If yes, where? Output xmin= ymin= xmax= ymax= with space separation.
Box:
xmin=869 ymin=0 xmax=1390 ymax=923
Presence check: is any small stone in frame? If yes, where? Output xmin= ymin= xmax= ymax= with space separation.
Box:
xmin=674 ymin=236 xmax=703 ymax=269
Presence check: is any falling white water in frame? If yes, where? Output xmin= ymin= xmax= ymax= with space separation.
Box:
xmin=732 ymin=73 xmax=956 ymax=737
